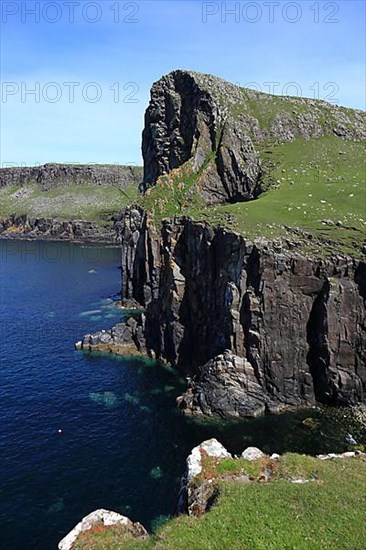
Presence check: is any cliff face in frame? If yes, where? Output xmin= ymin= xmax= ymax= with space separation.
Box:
xmin=141 ymin=71 xmax=263 ymax=204
xmin=141 ymin=70 xmax=365 ymax=204
xmin=0 ymin=163 xmax=142 ymax=190
xmin=116 ymin=207 xmax=366 ymax=417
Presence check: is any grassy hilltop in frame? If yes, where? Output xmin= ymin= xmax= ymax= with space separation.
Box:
xmin=139 ymin=71 xmax=365 ymax=257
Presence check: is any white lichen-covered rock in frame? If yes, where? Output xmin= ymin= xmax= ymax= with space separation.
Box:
xmin=241 ymin=446 xmax=265 ymax=461
xmin=270 ymin=453 xmax=281 ymax=460
xmin=178 ymin=439 xmax=231 ymax=515
xmin=187 ymin=439 xmax=231 ymax=480
xmin=58 ymin=509 xmax=147 ymax=550
xmin=317 ymin=450 xmax=365 ymax=460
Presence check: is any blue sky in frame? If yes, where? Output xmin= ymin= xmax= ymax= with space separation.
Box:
xmin=1 ymin=0 xmax=365 ymax=166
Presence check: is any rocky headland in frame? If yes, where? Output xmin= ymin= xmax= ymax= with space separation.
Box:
xmin=141 ymin=70 xmax=365 ymax=204
xmin=76 ymin=70 xmax=366 ymax=419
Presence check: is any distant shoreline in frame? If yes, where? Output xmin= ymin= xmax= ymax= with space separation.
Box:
xmin=0 ymin=214 xmax=119 ymax=245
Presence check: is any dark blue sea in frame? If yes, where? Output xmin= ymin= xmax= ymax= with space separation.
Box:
xmin=0 ymin=240 xmax=360 ymax=550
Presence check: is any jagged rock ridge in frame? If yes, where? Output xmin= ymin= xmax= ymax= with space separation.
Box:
xmin=141 ymin=70 xmax=365 ymax=204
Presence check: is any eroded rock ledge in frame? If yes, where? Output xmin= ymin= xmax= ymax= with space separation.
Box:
xmin=76 ymin=314 xmax=147 ymax=356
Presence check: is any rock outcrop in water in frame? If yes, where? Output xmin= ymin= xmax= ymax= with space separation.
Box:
xmin=77 ymin=315 xmax=146 ymax=355
xmin=113 ymin=206 xmax=366 ymax=418
xmin=141 ymin=70 xmax=365 ymax=204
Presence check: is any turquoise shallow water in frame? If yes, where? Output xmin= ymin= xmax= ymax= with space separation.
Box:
xmin=0 ymin=240 xmax=361 ymax=550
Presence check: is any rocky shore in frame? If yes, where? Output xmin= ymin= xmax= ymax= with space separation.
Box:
xmin=76 ymin=204 xmax=366 ymax=418
xmin=0 ymin=163 xmax=143 ymax=243
xmin=0 ymin=213 xmax=117 ymax=243
xmin=74 ymin=71 xmax=366 ymax=418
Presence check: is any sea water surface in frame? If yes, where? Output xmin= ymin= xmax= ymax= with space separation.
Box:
xmin=0 ymin=240 xmax=361 ymax=550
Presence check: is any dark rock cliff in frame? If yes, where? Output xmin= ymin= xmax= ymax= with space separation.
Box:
xmin=114 ymin=207 xmax=366 ymax=417
xmin=141 ymin=70 xmax=365 ymax=204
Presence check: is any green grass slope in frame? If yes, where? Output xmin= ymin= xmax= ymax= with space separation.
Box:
xmin=139 ymin=135 xmax=365 ymax=257
xmin=73 ymin=453 xmax=366 ymax=550
xmin=0 ymin=182 xmax=138 ymax=225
